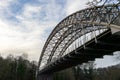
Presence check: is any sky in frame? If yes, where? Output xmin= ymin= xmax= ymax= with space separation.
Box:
xmin=0 ymin=0 xmax=119 ymax=68
xmin=0 ymin=0 xmax=89 ymax=61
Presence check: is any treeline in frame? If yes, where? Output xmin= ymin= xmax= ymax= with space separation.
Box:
xmin=0 ymin=54 xmax=37 ymax=80
xmin=53 ymin=63 xmax=120 ymax=80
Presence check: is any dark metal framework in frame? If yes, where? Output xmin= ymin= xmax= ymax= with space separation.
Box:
xmin=38 ymin=3 xmax=120 ymax=71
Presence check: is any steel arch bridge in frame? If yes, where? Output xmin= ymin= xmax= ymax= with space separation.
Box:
xmin=37 ymin=2 xmax=120 ymax=80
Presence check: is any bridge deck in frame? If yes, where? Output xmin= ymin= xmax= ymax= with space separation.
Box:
xmin=38 ymin=29 xmax=120 ymax=74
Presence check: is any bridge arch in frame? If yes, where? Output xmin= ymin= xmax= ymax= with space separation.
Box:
xmin=38 ymin=3 xmax=120 ymax=70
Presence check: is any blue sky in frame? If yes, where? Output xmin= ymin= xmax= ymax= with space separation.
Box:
xmin=0 ymin=0 xmax=119 ymax=68
xmin=0 ymin=0 xmax=88 ymax=60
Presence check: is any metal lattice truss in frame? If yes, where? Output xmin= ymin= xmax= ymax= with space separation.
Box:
xmin=38 ymin=3 xmax=120 ymax=69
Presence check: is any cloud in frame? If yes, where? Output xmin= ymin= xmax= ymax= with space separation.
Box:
xmin=21 ymin=4 xmax=42 ymax=19
xmin=0 ymin=0 xmax=66 ymax=61
xmin=0 ymin=0 xmax=16 ymax=8
xmin=0 ymin=0 xmax=90 ymax=61
xmin=65 ymin=0 xmax=89 ymax=15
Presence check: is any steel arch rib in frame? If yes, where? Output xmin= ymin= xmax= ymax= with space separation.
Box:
xmin=38 ymin=3 xmax=120 ymax=69
xmin=48 ymin=24 xmax=108 ymax=63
